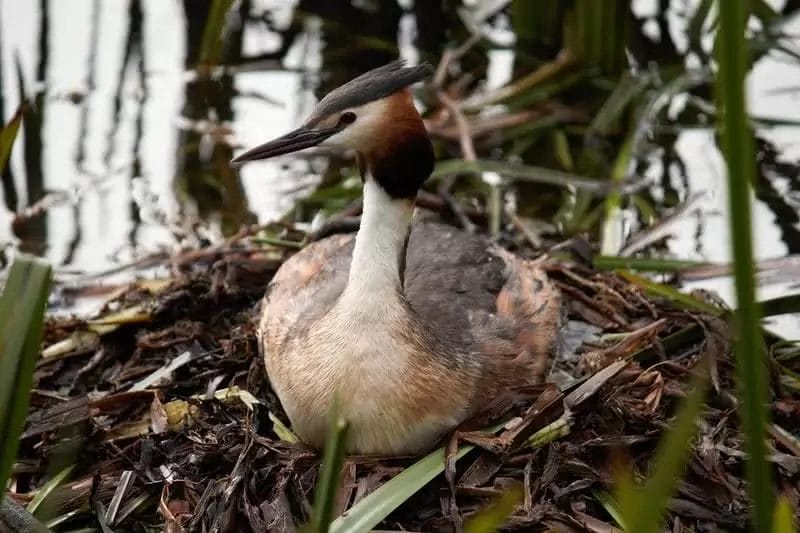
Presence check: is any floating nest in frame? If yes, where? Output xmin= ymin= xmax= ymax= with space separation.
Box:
xmin=5 ymin=216 xmax=800 ymax=532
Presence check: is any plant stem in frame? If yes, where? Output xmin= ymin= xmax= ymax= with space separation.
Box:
xmin=715 ymin=1 xmax=774 ymax=530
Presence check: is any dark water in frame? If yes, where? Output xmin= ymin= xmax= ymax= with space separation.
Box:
xmin=2 ymin=0 xmax=800 ymax=334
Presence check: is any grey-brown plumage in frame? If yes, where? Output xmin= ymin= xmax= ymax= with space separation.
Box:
xmin=259 ymin=217 xmax=562 ymax=454
xmin=233 ymin=60 xmax=563 ymax=455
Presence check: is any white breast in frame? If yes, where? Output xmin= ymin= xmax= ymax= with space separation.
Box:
xmin=262 ymin=298 xmax=465 ymax=455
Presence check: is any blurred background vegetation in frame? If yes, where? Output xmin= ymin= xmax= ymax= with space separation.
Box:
xmin=1 ymin=0 xmax=799 ymax=335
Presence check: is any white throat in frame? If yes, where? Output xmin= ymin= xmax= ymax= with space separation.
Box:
xmin=340 ymin=179 xmax=413 ymax=303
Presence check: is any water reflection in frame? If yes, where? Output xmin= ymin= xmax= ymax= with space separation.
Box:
xmin=177 ymin=0 xmax=256 ymax=234
xmin=1 ymin=0 xmax=799 ymax=334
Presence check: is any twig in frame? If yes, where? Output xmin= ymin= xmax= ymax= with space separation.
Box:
xmin=307 ymin=199 xmax=363 ymax=241
xmin=251 ymin=236 xmax=303 ymax=249
xmin=427 ymin=109 xmax=541 ymax=140
xmin=432 ymin=34 xmax=481 ymax=89
xmin=436 ymin=91 xmax=477 ymax=162
xmin=173 ymin=224 xmax=261 ymax=268
xmin=58 ymin=251 xmax=170 ymax=283
xmin=308 ymin=217 xmax=361 ymax=242
xmin=11 ymin=191 xmax=71 ymax=228
xmin=434 ymin=91 xmax=480 ymax=233
xmin=620 ymin=191 xmax=709 ymax=256
xmin=462 ymin=49 xmax=576 ymax=110
xmin=438 ymin=191 xmax=477 ymax=233
xmin=416 ymin=191 xmax=486 ymax=223
xmin=508 ymin=210 xmax=542 ymax=250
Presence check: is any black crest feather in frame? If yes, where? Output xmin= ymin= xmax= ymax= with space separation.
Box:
xmin=308 ymin=60 xmax=433 ymax=123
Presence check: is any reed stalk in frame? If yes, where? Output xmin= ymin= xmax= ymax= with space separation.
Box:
xmin=714 ymin=1 xmax=774 ymax=530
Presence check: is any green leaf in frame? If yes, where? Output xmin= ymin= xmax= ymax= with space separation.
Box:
xmin=329 ymin=423 xmax=505 ymax=533
xmin=252 ymin=236 xmax=304 ymax=250
xmin=715 ymin=1 xmax=774 ymax=530
xmin=687 ymin=0 xmax=714 ymax=51
xmin=630 ymin=194 xmax=656 ymax=225
xmin=269 ymin=412 xmax=300 ymax=444
xmin=772 ymin=495 xmax=798 ymax=533
xmin=0 ymin=254 xmax=53 ymax=491
xmin=569 ymin=0 xmax=630 ymax=74
xmin=0 ymin=105 xmax=24 ymax=171
xmin=328 ymin=444 xmax=476 ymax=533
xmin=528 ymin=416 xmax=571 ymax=448
xmin=198 ymin=0 xmax=235 ymax=66
xmin=593 ymin=256 xmax=708 ymax=273
xmin=592 ymin=489 xmax=626 ymax=529
xmin=464 ymin=485 xmax=523 ymax=533
xmin=27 ymin=465 xmax=74 ymax=516
xmin=753 ymin=0 xmax=779 ymax=24
xmin=616 ymin=358 xmax=710 ymax=533
xmin=512 ymin=0 xmax=561 ymax=46
xmin=600 ymin=129 xmax=634 ymax=255
xmin=617 ymin=271 xmax=722 ymax=315
xmin=308 ymin=409 xmax=349 ymax=533
xmin=551 ymin=129 xmax=574 ymax=171
xmin=751 ymin=114 xmax=800 ymax=128
xmin=431 ymin=159 xmax=610 ymax=193
xmin=771 ymin=340 xmax=800 ymax=362
xmin=759 ymin=294 xmax=800 ymax=317
xmin=588 ymin=72 xmax=650 ymax=137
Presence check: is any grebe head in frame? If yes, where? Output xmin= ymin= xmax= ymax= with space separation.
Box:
xmin=231 ymin=60 xmax=435 ymax=199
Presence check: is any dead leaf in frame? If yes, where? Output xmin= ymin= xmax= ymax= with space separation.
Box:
xmin=150 ymin=394 xmax=168 ymax=434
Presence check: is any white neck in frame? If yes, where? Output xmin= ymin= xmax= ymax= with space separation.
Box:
xmin=340 ymin=179 xmax=413 ymax=303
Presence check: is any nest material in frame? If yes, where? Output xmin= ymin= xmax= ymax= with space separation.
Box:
xmin=6 ymin=237 xmax=799 ymax=532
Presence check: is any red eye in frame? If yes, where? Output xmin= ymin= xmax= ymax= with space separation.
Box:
xmin=339 ymin=112 xmax=356 ymax=125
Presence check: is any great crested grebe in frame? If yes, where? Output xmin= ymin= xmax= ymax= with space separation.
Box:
xmin=232 ymin=60 xmax=562 ymax=455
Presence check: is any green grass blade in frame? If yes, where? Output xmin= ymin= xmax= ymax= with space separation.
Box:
xmin=329 ymin=444 xmax=476 ymax=533
xmin=308 ymin=410 xmax=349 ymax=533
xmin=571 ymin=0 xmax=628 ymax=74
xmin=617 ymin=359 xmax=709 ymax=532
xmin=617 ymin=271 xmax=722 ymax=315
xmin=751 ymin=114 xmax=800 ymax=128
xmin=715 ymin=1 xmax=774 ymax=530
xmin=758 ymin=294 xmax=800 ymax=317
xmin=431 ymin=159 xmax=609 ymax=193
xmin=26 ymin=465 xmax=74 ymax=516
xmin=593 ymin=256 xmax=708 ymax=273
xmin=528 ymin=416 xmax=571 ymax=448
xmin=0 ymin=104 xmax=23 ymax=171
xmin=591 ymin=489 xmax=626 ymax=529
xmin=600 ymin=131 xmax=634 ymax=255
xmin=687 ymin=0 xmax=714 ymax=50
xmin=198 ymin=0 xmax=235 ymax=66
xmin=753 ymin=0 xmax=779 ymax=24
xmin=772 ymin=496 xmax=798 ymax=533
xmin=0 ymin=254 xmax=53 ymax=490
xmin=269 ymin=412 xmax=300 ymax=443
xmin=588 ymin=72 xmax=650 ymax=137
xmin=464 ymin=485 xmax=523 ymax=533
xmin=512 ymin=0 xmax=560 ymax=47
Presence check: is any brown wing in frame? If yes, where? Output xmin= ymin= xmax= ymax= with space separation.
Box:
xmin=402 ymin=222 xmax=508 ymax=342
xmin=402 ymin=222 xmax=562 ymax=385
xmin=261 ymin=219 xmax=562 ymax=386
